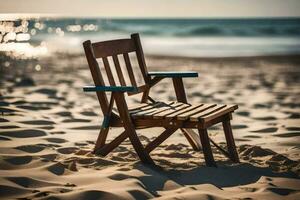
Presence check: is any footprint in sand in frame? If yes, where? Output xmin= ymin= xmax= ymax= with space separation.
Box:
xmin=38 ymin=126 xmax=55 ymax=130
xmin=0 ymin=118 xmax=9 ymax=123
xmin=274 ymin=132 xmax=300 ymax=138
xmin=74 ymin=142 xmax=88 ymax=146
xmin=0 ymin=125 xmax=20 ymax=129
xmin=0 ymin=129 xmax=46 ymax=138
xmin=54 ymin=111 xmax=72 ymax=117
xmin=80 ymin=111 xmax=98 ymax=116
xmin=253 ymin=116 xmax=277 ymax=121
xmin=62 ymin=118 xmax=91 ymax=123
xmin=57 ymin=147 xmax=79 ymax=154
xmin=108 ymin=173 xmax=133 ymax=181
xmin=94 ymin=158 xmax=118 ymax=167
xmin=71 ymin=125 xmax=100 ymax=130
xmin=156 ymin=89 xmax=166 ymax=94
xmin=6 ymin=176 xmax=61 ymax=188
xmin=0 ymin=101 xmax=9 ymax=106
xmin=154 ymin=152 xmax=194 ymax=159
xmin=250 ymin=127 xmax=278 ymax=133
xmin=267 ymin=188 xmax=298 ymax=196
xmin=16 ymin=105 xmax=51 ymax=110
xmin=286 ymin=127 xmax=300 ymax=131
xmin=63 ymin=190 xmax=122 ymax=200
xmin=165 ymin=143 xmax=189 ymax=151
xmin=267 ymin=154 xmax=298 ymax=165
xmin=288 ymin=112 xmax=300 ymax=119
xmin=77 ymin=158 xmax=95 ymax=165
xmin=236 ymin=111 xmax=250 ymax=117
xmin=46 ymin=162 xmax=69 ymax=175
xmin=0 ymin=107 xmax=23 ymax=115
xmin=232 ymin=124 xmax=248 ymax=129
xmin=34 ymin=88 xmax=57 ymax=96
xmin=0 ymin=185 xmax=31 ymax=199
xmin=40 ymin=154 xmax=58 ymax=162
xmin=243 ymin=135 xmax=262 ymax=138
xmin=50 ymin=131 xmax=65 ymax=135
xmin=0 ymin=136 xmax=11 ymax=140
xmin=239 ymin=145 xmax=276 ymax=158
xmin=253 ymin=103 xmax=272 ymax=109
xmin=44 ymin=138 xmax=68 ymax=144
xmin=4 ymin=156 xmax=33 ymax=165
xmin=235 ymin=138 xmax=251 ymax=142
xmin=19 ymin=120 xmax=55 ymax=125
xmin=15 ymin=144 xmax=46 ymax=153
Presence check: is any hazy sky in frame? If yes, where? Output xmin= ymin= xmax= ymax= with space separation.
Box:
xmin=1 ymin=0 xmax=300 ymax=18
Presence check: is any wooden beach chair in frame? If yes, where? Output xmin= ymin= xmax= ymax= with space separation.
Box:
xmin=82 ymin=33 xmax=239 ymax=166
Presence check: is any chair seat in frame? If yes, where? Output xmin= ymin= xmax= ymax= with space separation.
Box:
xmin=129 ymin=101 xmax=238 ymax=124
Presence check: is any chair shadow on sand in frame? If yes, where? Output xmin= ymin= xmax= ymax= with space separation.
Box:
xmin=119 ymin=159 xmax=299 ymax=199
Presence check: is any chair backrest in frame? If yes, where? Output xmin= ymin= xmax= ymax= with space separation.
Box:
xmin=83 ymin=33 xmax=151 ymax=115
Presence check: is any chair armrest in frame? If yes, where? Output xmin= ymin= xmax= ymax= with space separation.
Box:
xmin=148 ymin=71 xmax=198 ymax=78
xmin=83 ymin=86 xmax=138 ymax=92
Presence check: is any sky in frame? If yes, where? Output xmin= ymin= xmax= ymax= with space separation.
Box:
xmin=0 ymin=0 xmax=300 ymax=18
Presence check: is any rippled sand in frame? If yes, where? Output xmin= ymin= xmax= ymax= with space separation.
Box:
xmin=0 ymin=54 xmax=299 ymax=199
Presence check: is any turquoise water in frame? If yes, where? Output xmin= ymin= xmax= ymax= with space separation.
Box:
xmin=1 ymin=18 xmax=300 ymax=57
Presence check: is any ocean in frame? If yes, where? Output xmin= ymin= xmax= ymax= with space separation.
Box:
xmin=1 ymin=17 xmax=300 ymax=58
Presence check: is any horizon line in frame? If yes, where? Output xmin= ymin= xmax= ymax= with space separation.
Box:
xmin=1 ymin=14 xmax=300 ymax=21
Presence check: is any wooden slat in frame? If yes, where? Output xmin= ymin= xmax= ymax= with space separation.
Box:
xmin=202 ymin=105 xmax=238 ymax=123
xmin=129 ymin=104 xmax=158 ymax=115
xmin=148 ymin=71 xmax=198 ymax=78
xmin=165 ymin=104 xmax=203 ymax=119
xmin=102 ymin=57 xmax=116 ymax=86
xmin=83 ymin=40 xmax=109 ymax=114
xmin=129 ymin=102 xmax=164 ymax=115
xmin=132 ymin=102 xmax=184 ymax=119
xmin=153 ymin=103 xmax=190 ymax=119
xmin=129 ymin=103 xmax=152 ymax=111
xmin=144 ymin=102 xmax=182 ymax=116
xmin=177 ymin=104 xmax=216 ymax=120
xmin=128 ymin=77 xmax=163 ymax=96
xmin=190 ymin=105 xmax=227 ymax=122
xmin=123 ymin=53 xmax=137 ymax=87
xmin=112 ymin=55 xmax=126 ymax=86
xmin=131 ymin=33 xmax=151 ymax=84
xmin=131 ymin=102 xmax=174 ymax=117
xmin=92 ymin=39 xmax=136 ymax=58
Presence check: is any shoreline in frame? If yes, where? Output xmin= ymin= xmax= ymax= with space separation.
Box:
xmin=146 ymin=53 xmax=300 ymax=62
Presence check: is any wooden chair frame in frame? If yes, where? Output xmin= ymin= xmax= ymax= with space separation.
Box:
xmin=83 ymin=33 xmax=239 ymax=166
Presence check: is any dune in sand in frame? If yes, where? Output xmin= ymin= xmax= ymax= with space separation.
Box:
xmin=0 ymin=54 xmax=300 ymax=199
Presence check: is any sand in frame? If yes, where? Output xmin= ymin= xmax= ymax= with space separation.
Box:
xmin=0 ymin=53 xmax=300 ymax=199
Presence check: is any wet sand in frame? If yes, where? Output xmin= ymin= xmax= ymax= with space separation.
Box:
xmin=0 ymin=53 xmax=300 ymax=199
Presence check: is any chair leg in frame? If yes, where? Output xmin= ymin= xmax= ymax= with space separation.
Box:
xmin=114 ymin=92 xmax=155 ymax=165
xmin=96 ymin=130 xmax=128 ymax=156
xmin=222 ymin=120 xmax=239 ymax=163
xmin=124 ymin=125 xmax=155 ymax=165
xmin=145 ymin=128 xmax=177 ymax=153
xmin=198 ymin=129 xmax=216 ymax=167
xmin=141 ymin=89 xmax=150 ymax=103
xmin=181 ymin=128 xmax=202 ymax=151
xmin=93 ymin=127 xmax=109 ymax=153
xmin=172 ymin=78 xmax=202 ymax=151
